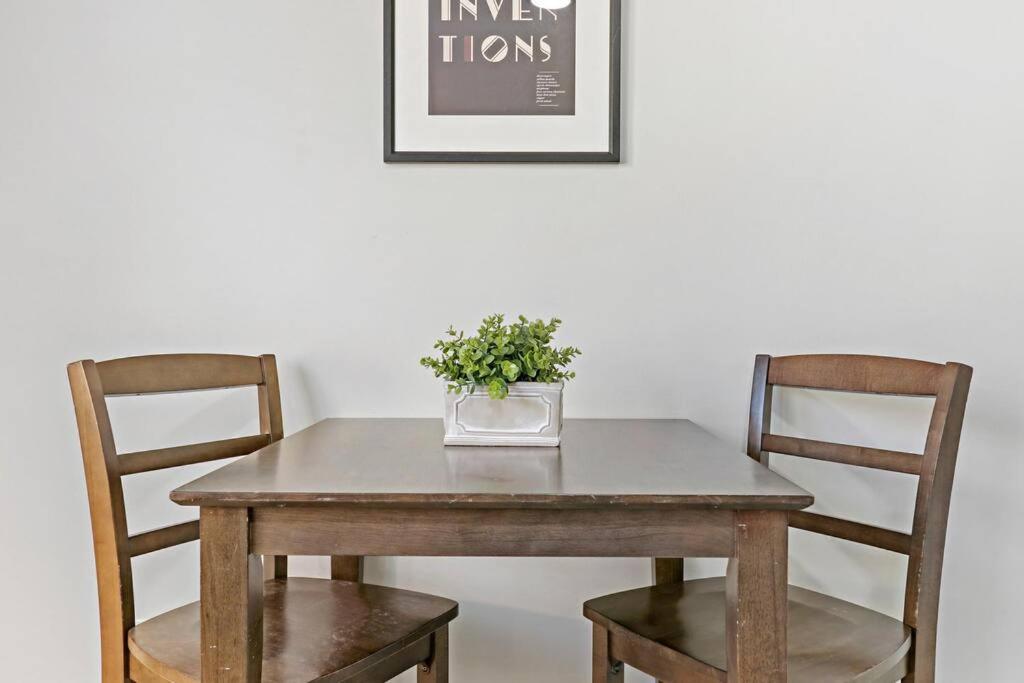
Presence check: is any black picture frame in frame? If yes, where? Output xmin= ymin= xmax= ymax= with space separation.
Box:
xmin=384 ymin=0 xmax=621 ymax=163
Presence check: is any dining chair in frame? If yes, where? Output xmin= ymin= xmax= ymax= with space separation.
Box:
xmin=68 ymin=353 xmax=457 ymax=683
xmin=583 ymin=354 xmax=972 ymax=683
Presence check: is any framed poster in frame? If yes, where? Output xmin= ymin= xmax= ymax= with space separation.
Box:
xmin=385 ymin=0 xmax=621 ymax=162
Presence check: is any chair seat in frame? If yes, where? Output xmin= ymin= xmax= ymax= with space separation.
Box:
xmin=584 ymin=577 xmax=912 ymax=683
xmin=128 ymin=578 xmax=458 ymax=683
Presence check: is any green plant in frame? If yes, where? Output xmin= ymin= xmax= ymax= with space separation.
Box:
xmin=421 ymin=314 xmax=581 ymax=399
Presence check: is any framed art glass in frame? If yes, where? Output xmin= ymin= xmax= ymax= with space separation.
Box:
xmin=385 ymin=0 xmax=622 ymax=162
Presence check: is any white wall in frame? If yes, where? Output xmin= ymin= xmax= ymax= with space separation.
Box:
xmin=2 ymin=1 xmax=1022 ymax=681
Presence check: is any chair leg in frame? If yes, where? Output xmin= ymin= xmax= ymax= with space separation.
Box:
xmin=418 ymin=625 xmax=449 ymax=683
xmin=593 ymin=623 xmax=624 ymax=683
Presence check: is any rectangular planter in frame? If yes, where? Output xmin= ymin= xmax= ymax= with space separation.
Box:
xmin=443 ymin=382 xmax=563 ymax=447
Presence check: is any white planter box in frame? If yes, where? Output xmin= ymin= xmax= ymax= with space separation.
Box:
xmin=443 ymin=382 xmax=563 ymax=447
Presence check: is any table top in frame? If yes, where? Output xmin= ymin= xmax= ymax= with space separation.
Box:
xmin=170 ymin=419 xmax=813 ymax=510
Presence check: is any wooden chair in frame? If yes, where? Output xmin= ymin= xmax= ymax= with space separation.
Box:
xmin=584 ymin=354 xmax=972 ymax=683
xmin=68 ymin=353 xmax=457 ymax=683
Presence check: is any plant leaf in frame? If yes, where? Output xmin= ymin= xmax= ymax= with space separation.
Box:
xmin=421 ymin=315 xmax=579 ymax=399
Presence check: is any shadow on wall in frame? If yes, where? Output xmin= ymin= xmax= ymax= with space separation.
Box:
xmin=287 ymin=358 xmax=325 ymax=426
xmin=399 ymin=598 xmax=594 ymax=683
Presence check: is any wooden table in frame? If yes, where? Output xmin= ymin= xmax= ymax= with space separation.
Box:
xmin=171 ymin=418 xmax=813 ymax=683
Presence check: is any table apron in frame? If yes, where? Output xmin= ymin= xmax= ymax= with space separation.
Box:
xmin=249 ymin=506 xmax=737 ymax=558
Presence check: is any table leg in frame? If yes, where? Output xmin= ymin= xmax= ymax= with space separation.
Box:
xmin=726 ymin=510 xmax=788 ymax=683
xmin=652 ymin=557 xmax=684 ymax=585
xmin=331 ymin=555 xmax=365 ymax=582
xmin=201 ymin=507 xmax=263 ymax=683
xmin=265 ymin=554 xmax=288 ymax=579
xmin=652 ymin=559 xmax=684 ymax=683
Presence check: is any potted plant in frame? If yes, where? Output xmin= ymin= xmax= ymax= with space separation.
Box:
xmin=421 ymin=314 xmax=581 ymax=446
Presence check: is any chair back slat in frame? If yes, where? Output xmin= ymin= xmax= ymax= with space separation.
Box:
xmin=68 ymin=353 xmax=282 ymax=683
xmin=767 ymin=353 xmax=945 ymax=396
xmin=789 ymin=510 xmax=912 ymax=554
xmin=760 ymin=434 xmax=922 ymax=475
xmin=748 ymin=353 xmax=972 ymax=678
xmin=127 ymin=520 xmax=201 ymax=557
xmin=118 ymin=434 xmax=272 ymax=476
xmin=97 ymin=353 xmax=265 ymax=395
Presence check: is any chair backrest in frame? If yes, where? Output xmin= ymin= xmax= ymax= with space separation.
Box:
xmin=67 ymin=353 xmax=283 ymax=683
xmin=747 ymin=354 xmax=971 ymax=680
